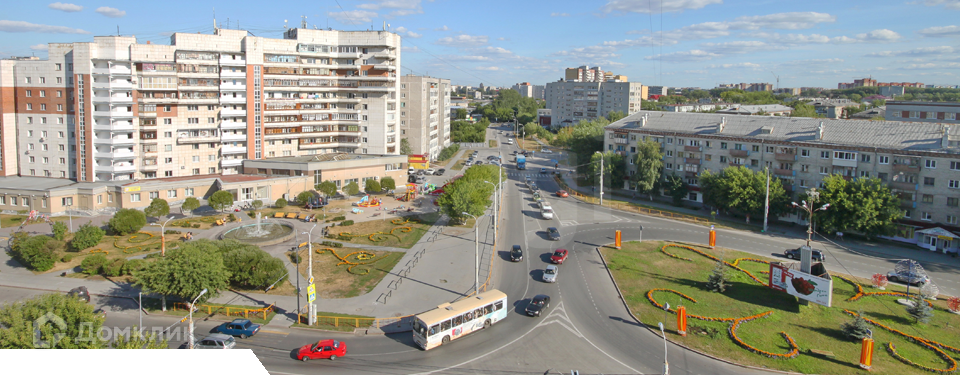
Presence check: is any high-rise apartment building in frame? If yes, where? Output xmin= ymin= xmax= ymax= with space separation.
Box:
xmin=564 ymin=66 xmax=604 ymax=83
xmin=511 ymin=82 xmax=545 ymax=100
xmin=545 ymin=80 xmax=644 ymax=126
xmin=0 ymin=27 xmax=401 ymax=182
xmin=400 ymin=75 xmax=451 ymax=159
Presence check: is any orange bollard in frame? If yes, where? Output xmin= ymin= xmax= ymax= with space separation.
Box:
xmin=708 ymin=225 xmax=716 ymax=249
xmin=677 ymin=306 xmax=687 ymax=337
xmin=860 ymin=338 xmax=874 ymax=370
xmin=615 ymin=230 xmax=622 ymax=249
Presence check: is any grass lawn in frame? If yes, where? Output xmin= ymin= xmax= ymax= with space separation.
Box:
xmin=326 ymin=212 xmax=440 ymax=249
xmin=233 ymin=279 xmax=299 ymax=297
xmin=42 ymin=231 xmax=176 ymax=274
xmin=452 ymin=158 xmax=468 ymax=171
xmin=293 ymin=312 xmax=376 ymax=332
xmin=142 ymin=299 xmax=277 ymax=324
xmin=294 ymin=247 xmax=404 ymax=299
xmin=489 ymin=140 xmax=498 ymax=147
xmin=603 ymin=241 xmax=960 ymax=375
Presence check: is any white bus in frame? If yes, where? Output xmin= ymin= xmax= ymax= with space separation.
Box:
xmin=412 ymin=289 xmax=508 ymax=350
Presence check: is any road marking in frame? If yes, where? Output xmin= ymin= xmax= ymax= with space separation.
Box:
xmin=535 ymin=301 xmax=582 ymax=338
xmin=555 ymin=287 xmax=641 ymax=374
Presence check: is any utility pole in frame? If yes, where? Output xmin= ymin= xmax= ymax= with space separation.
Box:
xmin=763 ymin=166 xmax=770 ymax=233
xmin=304 ymin=223 xmax=318 ymax=325
xmin=596 ymin=151 xmax=604 ymax=206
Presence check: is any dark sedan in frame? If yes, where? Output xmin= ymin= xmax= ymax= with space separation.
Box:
xmin=784 ymin=247 xmax=825 ymax=262
xmin=510 ymin=245 xmax=523 ymax=262
xmin=525 ymin=295 xmax=551 ymax=317
xmin=547 ymin=227 xmax=560 ymax=241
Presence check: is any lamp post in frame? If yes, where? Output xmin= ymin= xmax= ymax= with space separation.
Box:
xmin=462 ymin=212 xmax=479 ymax=294
xmin=791 ymin=188 xmax=831 ymax=248
xmin=187 ymin=288 xmax=208 ymax=349
xmin=302 ymin=223 xmax=320 ymax=326
xmin=658 ymin=322 xmax=669 ymax=375
xmin=595 ymin=151 xmax=604 ymax=206
xmin=65 ymin=200 xmax=73 ymax=232
xmin=150 ymin=216 xmax=176 ymax=257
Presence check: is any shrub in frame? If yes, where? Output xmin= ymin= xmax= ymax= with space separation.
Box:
xmin=71 ymin=223 xmax=107 ymax=251
xmin=223 ymin=247 xmax=287 ymax=288
xmin=104 ymin=259 xmax=127 ymax=277
xmin=840 ymin=312 xmax=872 ymax=340
xmin=123 ymin=259 xmax=146 ymax=275
xmin=705 ymin=256 xmax=728 ymax=293
xmin=340 ymin=220 xmax=355 ymax=226
xmin=61 ymin=254 xmax=73 ymax=262
xmin=365 ymin=179 xmax=381 ymax=193
xmin=343 ymin=181 xmax=360 ymax=196
xmin=316 ymin=181 xmax=338 ymax=197
xmin=192 ymin=224 xmax=200 ymax=228
xmin=251 ymin=200 xmax=263 ymax=211
xmin=164 ymin=230 xmax=182 ymax=235
xmin=321 ymin=241 xmax=344 ymax=248
xmin=297 ymin=191 xmax=314 ymax=206
xmin=906 ymin=293 xmax=934 ymax=324
xmin=81 ymin=254 xmax=109 ymax=275
xmin=143 ymin=198 xmax=170 ymax=220
xmin=108 ymin=209 xmax=146 ymax=235
xmin=16 ymin=235 xmax=58 ymax=271
xmin=381 ymin=177 xmax=396 ymax=191
xmin=289 ymin=252 xmax=302 ymax=263
xmin=227 ymin=213 xmax=237 ymax=222
xmin=182 ymin=197 xmax=201 ymax=215
xmin=275 ymin=198 xmax=288 ymax=208
xmin=437 ymin=144 xmax=460 ymax=161
xmin=332 ymin=216 xmax=346 ymax=221
xmin=52 ymin=221 xmax=68 ymax=241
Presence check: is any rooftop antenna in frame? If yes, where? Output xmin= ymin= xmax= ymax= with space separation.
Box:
xmin=213 ymin=7 xmax=216 ymax=30
xmin=283 ymin=19 xmax=288 ymax=29
xmin=117 ymin=25 xmax=120 ymax=36
xmin=301 ymin=15 xmax=308 ymax=29
xmin=226 ymin=18 xmax=230 ymax=30
xmin=770 ymin=71 xmax=779 ymax=91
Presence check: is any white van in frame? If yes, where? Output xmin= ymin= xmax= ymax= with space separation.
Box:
xmin=408 ymin=167 xmax=415 ymax=175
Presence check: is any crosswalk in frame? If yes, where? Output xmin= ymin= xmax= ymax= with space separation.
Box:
xmin=507 ymin=172 xmax=556 ymax=178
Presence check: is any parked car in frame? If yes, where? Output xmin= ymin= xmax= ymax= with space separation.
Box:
xmin=541 ymin=207 xmax=554 ymax=220
xmin=525 ymin=295 xmax=551 ymax=317
xmin=887 ymin=269 xmax=930 ymax=285
xmin=550 ymin=249 xmax=569 ymax=264
xmin=194 ymin=334 xmax=236 ymax=349
xmin=426 ymin=168 xmax=436 ymax=175
xmin=475 ymin=160 xmax=483 ymax=165
xmin=510 ymin=245 xmax=523 ymax=262
xmin=215 ymin=319 xmax=261 ymax=339
xmin=532 ymin=192 xmax=543 ymax=203
xmin=556 ymin=190 xmax=569 ymax=198
xmin=67 ymin=286 xmax=90 ymax=303
xmin=542 ymin=149 xmax=554 ymax=154
xmin=416 ymin=170 xmax=426 ymax=176
xmin=547 ymin=227 xmax=561 ymax=241
xmin=543 ymin=265 xmax=558 ymax=283
xmin=408 ymin=175 xmax=418 ymax=183
xmin=415 ymin=176 xmax=427 ymax=184
xmin=408 ymin=167 xmax=415 ymax=175
xmin=297 ymin=339 xmax=347 ymax=361
xmin=435 ymin=169 xmax=446 ymax=176
xmin=783 ymin=247 xmax=826 ymax=262
xmin=525 ymin=177 xmax=533 ymax=186
xmin=487 ymin=155 xmax=498 ymax=160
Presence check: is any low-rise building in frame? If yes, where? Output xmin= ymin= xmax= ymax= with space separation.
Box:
xmin=885 ymin=101 xmax=960 ymax=124
xmin=810 ymin=99 xmax=861 ymax=119
xmin=715 ymin=104 xmax=793 ymax=116
xmin=241 ymin=153 xmax=406 ymax=194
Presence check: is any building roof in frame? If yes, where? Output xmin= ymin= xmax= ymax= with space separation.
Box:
xmin=0 ymin=176 xmax=122 ymax=192
xmin=809 ymin=99 xmax=860 ymax=107
xmin=715 ymin=104 xmax=793 ymax=115
xmin=607 ymin=111 xmax=960 ymax=153
xmin=851 ymin=106 xmax=886 ymax=119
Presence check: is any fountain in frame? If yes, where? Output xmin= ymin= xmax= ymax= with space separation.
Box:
xmin=220 ymin=212 xmax=295 ymax=245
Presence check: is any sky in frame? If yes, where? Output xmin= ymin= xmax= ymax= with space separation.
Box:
xmin=3 ymin=0 xmax=960 ymax=89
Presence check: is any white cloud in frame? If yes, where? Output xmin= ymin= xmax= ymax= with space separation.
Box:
xmin=553 ymin=45 xmax=621 ymax=60
xmin=866 ymin=46 xmax=955 ymax=57
xmin=406 ymin=31 xmax=422 ymax=38
xmin=777 ymin=58 xmax=844 ymax=67
xmin=728 ymin=12 xmax=835 ymax=30
xmin=401 ymin=45 xmax=421 ymax=53
xmin=435 ymin=34 xmax=488 ymax=48
xmin=48 ymin=2 xmax=82 ymax=12
xmin=497 ymin=37 xmax=507 ymax=41
xmin=917 ymin=25 xmax=960 ymax=38
xmin=856 ymin=29 xmax=901 ymax=43
xmin=327 ymin=10 xmax=378 ymax=25
xmin=394 ymin=26 xmax=421 ymax=38
xmin=95 ymin=6 xmax=126 ymax=18
xmin=476 ymin=66 xmax=502 ymax=71
xmin=644 ymin=50 xmax=720 ymax=62
xmin=707 ymin=62 xmax=761 ymax=69
xmin=602 ymin=0 xmax=723 ymax=14
xmin=434 ymin=25 xmax=449 ymax=31
xmin=550 ymin=12 xmax=570 ymax=17
xmin=904 ymin=62 xmax=960 ymax=69
xmin=683 ymin=69 xmax=708 ymax=74
xmin=30 ymin=44 xmax=48 ymax=51
xmin=916 ymin=0 xmax=960 ymax=10
xmin=0 ymin=20 xmax=89 ymax=34
xmin=357 ymin=0 xmax=423 ymax=17
xmin=699 ymin=40 xmax=771 ymax=54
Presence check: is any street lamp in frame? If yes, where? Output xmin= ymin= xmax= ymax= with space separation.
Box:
xmin=595 ymin=151 xmax=604 ymax=206
xmin=187 ymin=288 xmax=208 ymax=349
xmin=150 ymin=216 xmax=176 ymax=257
xmin=462 ymin=212 xmax=479 ymax=294
xmin=658 ymin=322 xmax=669 ymax=375
xmin=790 ymin=188 xmax=830 ymax=248
xmin=302 ymin=223 xmax=320 ymax=325
xmin=65 ymin=200 xmax=73 ymax=233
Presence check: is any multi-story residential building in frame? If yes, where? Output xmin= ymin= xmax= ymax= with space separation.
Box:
xmin=400 ymin=75 xmax=451 ymax=159
xmin=885 ymin=101 xmax=960 ymax=124
xmin=838 ymin=78 xmax=925 ymax=89
xmin=646 ymin=86 xmax=668 ymax=97
xmin=545 ymin=80 xmax=644 ymax=126
xmin=511 ymin=82 xmax=545 ymax=100
xmin=564 ymin=66 xmax=604 ymax=83
xmin=0 ymin=27 xmax=401 ymax=182
xmin=810 ymin=99 xmax=861 ymax=119
xmin=718 ymin=83 xmax=773 ymax=92
xmin=603 ymin=72 xmax=628 ymax=82
xmin=604 ymin=111 xmax=960 ymax=251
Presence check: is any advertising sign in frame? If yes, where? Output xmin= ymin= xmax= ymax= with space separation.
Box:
xmin=307 ymin=284 xmax=316 ymax=303
xmin=408 ymin=154 xmax=429 ymax=169
xmin=769 ymin=263 xmax=833 ymax=307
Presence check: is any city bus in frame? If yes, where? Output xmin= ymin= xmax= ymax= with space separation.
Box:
xmin=412 ymin=289 xmax=508 ymax=350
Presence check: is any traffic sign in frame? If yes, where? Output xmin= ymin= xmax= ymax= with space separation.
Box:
xmin=308 ymin=276 xmax=314 ymax=285
xmin=307 ymin=284 xmax=316 ymax=303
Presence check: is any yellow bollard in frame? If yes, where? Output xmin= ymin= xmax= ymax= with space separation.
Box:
xmin=860 ymin=338 xmax=874 ymax=370
xmin=677 ymin=306 xmax=687 ymax=337
xmin=709 ymin=225 xmax=717 ymax=249
xmin=615 ymin=230 xmax=622 ymax=249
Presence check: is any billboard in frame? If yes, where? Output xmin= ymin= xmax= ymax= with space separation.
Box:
xmin=768 ymin=263 xmax=833 ymax=307
xmin=408 ymin=154 xmax=429 ymax=169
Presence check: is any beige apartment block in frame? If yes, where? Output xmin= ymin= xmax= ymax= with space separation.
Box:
xmin=605 ymin=111 xmax=960 ymax=250
xmin=400 ymin=75 xmax=451 ymax=159
xmin=0 ymin=27 xmax=401 ymax=183
xmin=545 ymin=80 xmax=644 ymax=127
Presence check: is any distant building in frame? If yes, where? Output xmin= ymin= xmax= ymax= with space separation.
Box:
xmin=511 ymin=82 xmax=545 ymax=100
xmin=401 ymin=75 xmax=451 ymax=160
xmin=662 ymin=103 xmax=732 ymax=113
xmin=809 ymin=99 xmax=861 ymax=119
xmin=774 ymin=88 xmax=802 ymax=96
xmin=886 ymin=101 xmax=960 ymax=124
xmin=718 ymin=83 xmax=773 ymax=92
xmin=647 ymin=86 xmax=668 ymax=97
xmin=545 ymin=80 xmax=644 ymax=126
xmin=880 ymin=86 xmax=906 ymax=97
xmin=564 ymin=66 xmax=604 ymax=82
xmin=838 ymin=78 xmax=925 ymax=89
xmin=473 ymin=91 xmax=483 ymax=99
xmin=603 ymin=72 xmax=629 ymax=82
xmin=537 ymin=109 xmax=552 ymax=128
xmin=715 ymin=104 xmax=793 ymax=116
xmin=850 ymin=106 xmax=886 ymax=120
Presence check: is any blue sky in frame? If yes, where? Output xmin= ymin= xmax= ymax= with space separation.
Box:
xmin=3 ymin=1 xmax=960 ymax=89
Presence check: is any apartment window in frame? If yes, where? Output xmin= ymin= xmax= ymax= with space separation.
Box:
xmin=26 ymin=104 xmax=33 ymax=111
xmin=192 ymin=156 xmax=200 ymax=162
xmin=147 ymin=192 xmax=159 ymax=199
xmin=720 ymin=142 xmax=728 ymax=149
xmin=950 ymin=180 xmax=960 ymax=189
xmin=860 ymin=154 xmax=871 ymax=163
xmin=801 ymin=164 xmax=809 ymax=172
xmin=187 ymin=105 xmax=198 ymax=111
xmin=42 ymin=157 xmax=48 ymax=164
xmin=164 ymin=131 xmax=172 ymax=138
xmin=665 ymin=163 xmax=673 ymax=170
xmin=167 ymin=190 xmax=178 ymax=198
xmin=163 ymin=119 xmax=172 ymax=125
xmin=192 ymin=144 xmax=199 ymax=150
xmin=163 ymin=105 xmax=172 ymax=112
xmin=751 ymin=159 xmax=759 ymax=167
xmin=25 ymin=90 xmax=31 ymax=97
xmin=208 ymin=155 xmax=215 ymax=161
xmin=819 ymin=166 xmax=829 ymax=174
xmin=192 ymin=168 xmax=200 ymax=175
xmin=59 ymin=145 xmax=64 ymax=151
xmin=751 ymin=145 xmax=760 ymax=152
xmin=59 ymin=158 xmax=65 ymax=164
xmin=56 ymin=77 xmax=62 ymax=84
xmin=925 ymin=159 xmax=937 ymax=169
xmin=834 ymin=151 xmax=856 ymax=160
xmin=55 ymin=63 xmax=61 ymax=71
xmin=820 ymin=151 xmax=830 ymax=159
xmin=904 ymin=210 xmax=912 ymax=218
xmin=879 ymin=156 xmax=890 ymax=164
xmin=949 ymin=215 xmax=959 ymax=225
xmin=130 ymin=193 xmax=141 ymax=202
xmin=208 ymin=117 xmax=216 ymax=124
xmin=283 ymin=150 xmax=292 ymax=156
xmin=799 ymin=180 xmax=808 ymax=187
xmin=97 ymin=195 xmax=102 ymax=205
xmin=164 ymin=145 xmax=173 ymax=152
xmin=921 ymin=212 xmax=933 ymax=221
xmin=719 ymin=156 xmax=727 ymax=163
xmin=164 ymin=157 xmax=173 ymax=164
xmin=188 ymin=118 xmax=199 ymax=124
xmin=734 ymin=143 xmax=743 ymax=150
xmin=951 ymin=161 xmax=960 ymax=171
xmin=25 ymin=77 xmax=31 ymax=84
xmin=208 ymin=167 xmax=216 ymax=174
xmin=878 ymin=172 xmax=888 ymax=182
xmin=28 ymin=156 xmax=35 ymax=163
xmin=666 ymin=150 xmax=673 ymax=157
xmin=705 ymin=154 xmax=712 ymax=161
xmin=924 ymin=177 xmax=936 ymax=186
xmin=268 ymin=151 xmax=275 ymax=157
xmin=185 ymin=188 xmax=194 ymax=197
xmin=948 ymin=197 xmax=959 ymax=207
xmin=922 ymin=194 xmax=934 ymax=204
xmin=58 ymin=131 xmax=64 ymax=138
xmin=860 ymin=171 xmax=870 ymax=178
xmin=39 ymin=91 xmax=45 ymax=98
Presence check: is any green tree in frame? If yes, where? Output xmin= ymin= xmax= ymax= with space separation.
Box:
xmin=705 ymin=255 xmax=729 ymax=293
xmin=789 ymin=101 xmax=821 ymax=118
xmin=631 ymin=140 xmax=664 ymax=200
xmin=400 ymin=138 xmax=412 ymax=155
xmin=13 ymin=235 xmax=58 ymax=271
xmin=52 ymin=221 xmax=68 ymax=241
xmin=343 ymin=181 xmax=360 ymax=196
xmin=208 ymin=191 xmax=234 ymax=212
xmin=812 ymin=175 xmax=904 ymax=238
xmin=381 ymin=176 xmax=396 ymax=191
xmin=365 ymin=179 xmax=382 ymax=193
xmin=0 ymin=293 xmax=106 ymax=348
xmin=587 ymin=151 xmax=626 ymax=188
xmin=296 ymin=191 xmax=314 ymax=206
xmin=250 ymin=200 xmax=263 ymax=212
xmin=275 ymin=198 xmax=287 ymax=208
xmin=700 ymin=166 xmax=789 ymax=223
xmin=222 ymin=246 xmax=287 ymax=289
xmin=906 ymin=294 xmax=933 ymax=324
xmin=181 ymin=197 xmax=201 ymax=216
xmin=135 ymin=242 xmax=231 ymax=309
xmin=111 ymin=326 xmax=168 ymax=349
xmin=437 ymin=179 xmax=490 ymax=225
xmin=455 ymin=108 xmax=468 ymax=120
xmin=70 ymin=223 xmax=105 ymax=251
xmin=840 ymin=312 xmax=872 ymax=340
xmin=606 ymin=111 xmax=627 ymax=122
xmin=437 ymin=144 xmax=460 ymax=161
xmin=108 ymin=209 xmax=146 ymax=235
xmin=81 ymin=254 xmax=108 ymax=275
xmin=663 ymin=174 xmax=690 ymax=206
xmin=143 ymin=198 xmax=170 ymax=220
xmin=316 ymin=181 xmax=338 ymax=197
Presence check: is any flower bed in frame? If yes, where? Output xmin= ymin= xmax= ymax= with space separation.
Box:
xmin=314 ymin=246 xmax=389 ymax=275
xmin=729 ymin=312 xmax=799 ymax=359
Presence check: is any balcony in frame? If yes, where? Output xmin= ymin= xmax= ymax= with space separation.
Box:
xmin=221 ymin=133 xmax=246 ymax=142
xmin=729 ymin=149 xmax=749 ymax=157
xmin=220 ymin=96 xmax=246 ymax=104
xmin=685 ymin=171 xmax=698 ymax=178
xmin=91 ymin=80 xmax=134 ymax=90
xmin=685 ymin=158 xmax=701 ymax=165
xmin=221 ymin=145 xmax=247 ymax=155
xmin=774 ymin=169 xmax=796 ymax=177
xmin=890 ymin=181 xmax=918 ymax=191
xmin=141 ymin=161 xmax=158 ymax=171
xmin=93 ymin=123 xmax=134 ymax=132
xmin=728 ymin=161 xmax=745 ymax=167
xmin=94 ymin=137 xmax=136 ymax=146
xmin=783 ymin=184 xmax=794 ymax=193
xmin=221 ymin=108 xmax=247 ymax=117
xmin=220 ymin=70 xmax=246 ymax=78
xmin=91 ymin=66 xmax=132 ymax=76
xmin=97 ymin=164 xmax=137 ymax=173
xmin=94 ymin=150 xmax=135 ymax=159
xmin=774 ymin=152 xmax=797 ymax=161
xmin=219 ymin=57 xmax=246 ymax=66
xmin=221 ymin=158 xmax=244 ymax=167
xmin=614 ymin=138 xmax=628 ymax=144
xmin=373 ymin=64 xmax=396 ymax=71
xmin=900 ymin=200 xmax=917 ymax=209
xmin=178 ymin=135 xmax=220 ymax=144
xmin=684 ymin=145 xmax=702 ymax=152
xmin=93 ymin=110 xmax=134 ymax=118
xmin=220 ymin=83 xmax=246 ymax=91
xmin=220 ymin=121 xmax=247 ymax=130
xmin=892 ymin=163 xmax=921 ymax=173
xmin=92 ymin=95 xmax=134 ymax=104
xmin=832 ymin=158 xmax=858 ymax=168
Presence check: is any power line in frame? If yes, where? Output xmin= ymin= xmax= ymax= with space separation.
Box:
xmin=400 ymin=38 xmax=508 ymax=88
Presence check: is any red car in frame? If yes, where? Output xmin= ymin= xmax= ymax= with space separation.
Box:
xmin=298 ymin=339 xmax=347 ymax=361
xmin=556 ymin=190 xmax=569 ymax=198
xmin=550 ymin=249 xmax=569 ymax=264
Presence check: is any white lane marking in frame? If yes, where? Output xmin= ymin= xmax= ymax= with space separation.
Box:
xmin=535 ymin=301 xmax=582 ymax=338
xmin=572 ymin=249 xmax=601 ymax=316
xmin=555 ymin=285 xmax=641 ymax=374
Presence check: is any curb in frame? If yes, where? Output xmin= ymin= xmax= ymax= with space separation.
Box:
xmin=593 ymin=246 xmax=803 ymax=375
